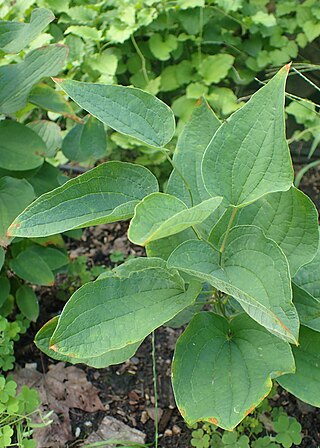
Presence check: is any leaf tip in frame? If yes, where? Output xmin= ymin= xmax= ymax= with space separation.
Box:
xmin=208 ymin=417 xmax=219 ymax=425
xmin=52 ymin=77 xmax=64 ymax=84
xmin=7 ymin=221 xmax=20 ymax=236
xmin=50 ymin=344 xmax=57 ymax=352
xmin=284 ymin=62 xmax=292 ymax=72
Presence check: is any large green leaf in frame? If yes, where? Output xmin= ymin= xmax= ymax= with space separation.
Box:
xmin=0 ymin=177 xmax=35 ymax=246
xmin=8 ymin=162 xmax=158 ymax=238
xmin=62 ymin=115 xmax=107 ymax=163
xmin=166 ymin=97 xmax=221 ymax=207
xmin=49 ymin=268 xmax=201 ymax=358
xmin=128 ymin=193 xmax=222 ymax=246
xmin=278 ymin=326 xmax=320 ymax=407
xmin=293 ymin=283 xmax=320 ymax=332
xmin=168 ymin=226 xmax=299 ymax=343
xmin=0 ymin=44 xmax=67 ymax=114
xmin=172 ymin=312 xmax=294 ymax=430
xmin=209 ymin=187 xmax=319 ymax=275
xmin=54 ymin=78 xmax=175 ymax=148
xmin=0 ymin=121 xmax=45 ymax=171
xmin=202 ymin=65 xmax=293 ymax=207
xmin=0 ymin=8 xmax=54 ymax=53
xmin=35 ymin=316 xmax=141 ymax=368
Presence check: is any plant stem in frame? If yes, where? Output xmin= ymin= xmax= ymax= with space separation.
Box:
xmin=219 ymin=207 xmax=237 ymax=256
xmin=152 ymin=331 xmax=159 ymax=448
xmin=131 ymin=35 xmax=149 ymax=85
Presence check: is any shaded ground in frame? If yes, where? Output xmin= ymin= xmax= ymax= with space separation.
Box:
xmin=15 ymin=166 xmax=320 ymax=448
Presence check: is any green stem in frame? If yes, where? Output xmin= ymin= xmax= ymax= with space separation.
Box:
xmin=152 ymin=331 xmax=159 ymax=448
xmin=219 ymin=207 xmax=237 ymax=256
xmin=131 ymin=35 xmax=149 ymax=85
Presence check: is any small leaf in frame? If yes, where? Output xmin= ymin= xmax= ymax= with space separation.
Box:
xmin=199 ymin=54 xmax=235 ymax=84
xmin=0 ymin=177 xmax=35 ymax=246
xmin=278 ymin=326 xmax=320 ymax=407
xmin=0 ymin=44 xmax=67 ymax=114
xmin=0 ymin=277 xmax=10 ymax=307
xmin=128 ymin=193 xmax=222 ymax=246
xmin=172 ymin=312 xmax=294 ymax=430
xmin=16 ymin=285 xmax=39 ymax=321
xmin=146 ymin=228 xmax=197 ymax=260
xmin=0 ymin=121 xmax=45 ymax=171
xmin=50 ymin=268 xmax=201 ymax=358
xmin=0 ymin=8 xmax=55 ymax=53
xmin=0 ymin=248 xmax=4 ymax=270
xmin=8 ymin=162 xmax=158 ymax=238
xmin=35 ymin=316 xmax=141 ymax=368
xmin=28 ymin=246 xmax=69 ymax=270
xmin=168 ymin=226 xmax=299 ymax=344
xmin=54 ymin=78 xmax=175 ymax=148
xmin=210 ymin=187 xmax=319 ymax=275
xmin=10 ymin=247 xmax=54 ymax=286
xmin=202 ymin=65 xmax=293 ymax=207
xmin=149 ymin=34 xmax=178 ymax=61
xmin=62 ymin=115 xmax=107 ymax=163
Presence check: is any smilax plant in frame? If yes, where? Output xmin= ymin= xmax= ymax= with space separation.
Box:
xmin=8 ymin=64 xmax=320 ymax=431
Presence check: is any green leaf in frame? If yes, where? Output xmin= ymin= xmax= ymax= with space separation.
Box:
xmin=199 ymin=54 xmax=235 ymax=85
xmin=54 ymin=78 xmax=175 ymax=148
xmin=27 ymin=120 xmax=62 ymax=158
xmin=149 ymin=34 xmax=178 ymax=61
xmin=35 ymin=316 xmax=141 ymax=368
xmin=0 ymin=121 xmax=45 ymax=171
xmin=167 ymin=97 xmax=221 ymax=207
xmin=0 ymin=44 xmax=67 ymax=114
xmin=28 ymin=162 xmax=65 ymax=197
xmin=146 ymin=228 xmax=197 ymax=260
xmin=49 ymin=268 xmax=201 ymax=358
xmin=16 ymin=285 xmax=39 ymax=322
xmin=27 ymin=246 xmax=69 ymax=270
xmin=293 ymin=283 xmax=320 ymax=332
xmin=29 ymin=83 xmax=74 ymax=115
xmin=251 ymin=11 xmax=277 ymax=27
xmin=62 ymin=115 xmax=107 ymax=163
xmin=168 ymin=226 xmax=299 ymax=344
xmin=278 ymin=326 xmax=320 ymax=407
xmin=0 ymin=177 xmax=35 ymax=246
xmin=0 ymin=8 xmax=55 ymax=53
xmin=65 ymin=25 xmax=102 ymax=41
xmin=209 ymin=187 xmax=319 ymax=275
xmin=8 ymin=162 xmax=158 ymax=238
xmin=172 ymin=312 xmax=294 ymax=430
xmin=202 ymin=65 xmax=293 ymax=207
xmin=128 ymin=193 xmax=222 ymax=246
xmin=10 ymin=247 xmax=54 ymax=286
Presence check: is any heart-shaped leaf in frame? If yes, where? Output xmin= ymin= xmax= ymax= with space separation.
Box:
xmin=168 ymin=225 xmax=299 ymax=343
xmin=209 ymin=187 xmax=319 ymax=275
xmin=172 ymin=312 xmax=294 ymax=430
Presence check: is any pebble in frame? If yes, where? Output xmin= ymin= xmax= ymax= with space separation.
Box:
xmin=131 ymin=357 xmax=140 ymax=365
xmin=164 ymin=429 xmax=173 ymax=437
xmin=75 ymin=427 xmax=81 ymax=438
xmin=84 ymin=421 xmax=92 ymax=427
xmin=172 ymin=424 xmax=181 ymax=435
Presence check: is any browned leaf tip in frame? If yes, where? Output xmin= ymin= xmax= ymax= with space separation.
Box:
xmin=6 ymin=221 xmax=20 ymax=236
xmin=52 ymin=77 xmax=64 ymax=84
xmin=208 ymin=417 xmax=219 ymax=425
xmin=50 ymin=344 xmax=57 ymax=352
